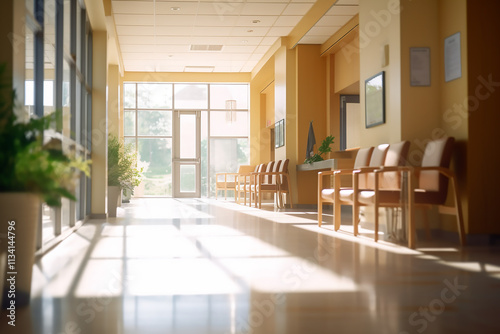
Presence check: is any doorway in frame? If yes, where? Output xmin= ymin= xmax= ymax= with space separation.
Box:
xmin=339 ymin=95 xmax=360 ymax=151
xmin=173 ymin=110 xmax=201 ymax=197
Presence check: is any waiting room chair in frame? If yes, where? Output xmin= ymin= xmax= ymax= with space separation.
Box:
xmin=215 ymin=165 xmax=255 ymax=201
xmin=356 ymin=137 xmax=466 ymax=248
xmin=318 ymin=147 xmax=374 ymax=228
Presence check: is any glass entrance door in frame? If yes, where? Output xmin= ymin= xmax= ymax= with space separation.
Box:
xmin=173 ymin=110 xmax=201 ymax=197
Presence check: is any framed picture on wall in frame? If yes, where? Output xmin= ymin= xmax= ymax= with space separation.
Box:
xmin=275 ymin=119 xmax=285 ymax=148
xmin=365 ymin=71 xmax=385 ymax=128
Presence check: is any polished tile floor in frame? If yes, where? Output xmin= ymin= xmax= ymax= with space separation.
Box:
xmin=2 ymin=198 xmax=500 ymax=334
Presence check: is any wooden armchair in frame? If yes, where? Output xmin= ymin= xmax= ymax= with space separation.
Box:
xmin=236 ymin=163 xmax=266 ymax=206
xmin=215 ymin=165 xmax=255 ymax=201
xmin=318 ymin=147 xmax=374 ymax=227
xmin=356 ymin=137 xmax=466 ymax=248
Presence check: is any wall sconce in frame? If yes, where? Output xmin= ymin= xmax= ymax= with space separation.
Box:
xmin=225 ymin=100 xmax=237 ymax=123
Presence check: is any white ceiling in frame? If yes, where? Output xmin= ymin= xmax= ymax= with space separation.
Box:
xmin=111 ymin=0 xmax=359 ymax=73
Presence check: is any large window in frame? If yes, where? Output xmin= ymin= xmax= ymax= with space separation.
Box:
xmin=124 ymin=83 xmax=249 ymax=197
xmin=24 ymin=0 xmax=93 ymax=248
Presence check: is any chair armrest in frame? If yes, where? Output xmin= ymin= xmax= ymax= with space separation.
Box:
xmin=413 ymin=166 xmax=455 ymax=178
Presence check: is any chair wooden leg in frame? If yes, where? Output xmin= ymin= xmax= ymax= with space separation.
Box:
xmin=287 ymin=178 xmax=293 ymax=209
xmin=318 ymin=197 xmax=323 ymax=227
xmin=353 ymin=204 xmax=359 ymax=236
xmin=334 ymin=200 xmax=341 ymax=231
xmin=452 ymin=176 xmax=466 ymax=246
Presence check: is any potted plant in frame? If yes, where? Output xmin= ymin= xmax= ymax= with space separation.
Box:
xmin=304 ymin=135 xmax=335 ymax=164
xmin=0 ymin=63 xmax=90 ymax=307
xmin=107 ymin=135 xmax=143 ymax=217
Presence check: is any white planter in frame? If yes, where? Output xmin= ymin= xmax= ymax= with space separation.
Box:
xmin=0 ymin=192 xmax=40 ymax=307
xmin=108 ymin=186 xmax=121 ymax=217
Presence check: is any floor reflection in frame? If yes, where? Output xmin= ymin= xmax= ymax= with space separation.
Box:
xmin=1 ymin=198 xmax=500 ymax=333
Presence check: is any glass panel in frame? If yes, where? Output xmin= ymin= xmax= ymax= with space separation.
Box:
xmin=210 ymin=84 xmax=249 ymax=109
xmin=180 ymin=114 xmax=196 ymax=159
xmin=180 ymin=165 xmax=196 ymax=193
xmin=25 ymin=22 xmax=34 ymax=115
xmin=138 ymin=138 xmax=172 ymax=196
xmin=210 ymin=111 xmax=248 ymax=137
xmin=209 ymin=139 xmax=238 ymax=196
xmin=44 ymin=0 xmax=56 ymax=122
xmin=75 ymin=1 xmax=81 ymax=70
xmin=124 ymin=110 xmax=136 ymax=136
xmin=63 ymin=0 xmax=71 ymax=54
xmin=63 ymin=61 xmax=71 ymax=138
xmin=42 ymin=204 xmax=55 ymax=244
xmin=137 ymin=83 xmax=172 ymax=109
xmin=26 ymin=0 xmax=34 ymax=15
xmin=61 ymin=198 xmax=70 ymax=231
xmin=124 ymin=137 xmax=136 ymax=151
xmin=138 ymin=110 xmax=172 ymax=136
xmin=124 ymin=83 xmax=136 ymax=108
xmin=174 ymin=84 xmax=208 ymax=109
xmin=201 ymin=111 xmax=208 ymax=197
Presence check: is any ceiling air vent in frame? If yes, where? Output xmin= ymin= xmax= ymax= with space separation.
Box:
xmin=190 ymin=44 xmax=223 ymax=51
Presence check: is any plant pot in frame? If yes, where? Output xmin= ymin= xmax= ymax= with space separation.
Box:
xmin=108 ymin=186 xmax=121 ymax=218
xmin=122 ymin=188 xmax=131 ymax=203
xmin=0 ymin=192 xmax=40 ymax=308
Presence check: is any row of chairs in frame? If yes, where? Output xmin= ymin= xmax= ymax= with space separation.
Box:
xmin=215 ymin=159 xmax=293 ymax=209
xmin=318 ymin=137 xmax=466 ymax=249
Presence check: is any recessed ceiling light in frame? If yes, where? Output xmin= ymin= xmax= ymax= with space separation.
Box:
xmin=247 ymin=29 xmax=254 ymax=33
xmin=252 ymin=20 xmax=261 ymax=24
xmin=171 ymin=7 xmax=180 ymax=11
xmin=241 ymin=40 xmax=248 ymax=44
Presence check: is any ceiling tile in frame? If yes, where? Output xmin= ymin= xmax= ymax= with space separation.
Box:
xmin=116 ymin=26 xmax=155 ymax=36
xmin=223 ymin=36 xmax=263 ymax=46
xmin=282 ymin=3 xmax=314 ymax=16
xmin=118 ymin=36 xmax=156 ymax=45
xmin=195 ymin=15 xmax=239 ymax=27
xmin=192 ymin=26 xmax=233 ymax=37
xmin=259 ymin=36 xmax=279 ymax=45
xmin=155 ymin=45 xmax=191 ymax=53
xmin=274 ymin=16 xmax=302 ymax=27
xmin=240 ymin=3 xmax=287 ymax=16
xmin=198 ymin=2 xmax=244 ymax=16
xmin=223 ymin=45 xmax=257 ymax=53
xmin=236 ymin=16 xmax=278 ymax=27
xmin=266 ymin=26 xmax=294 ymax=37
xmin=155 ymin=15 xmax=197 ymax=26
xmin=231 ymin=27 xmax=270 ymax=37
xmin=112 ymin=1 xmax=154 ymax=14
xmin=114 ymin=14 xmax=154 ymax=26
xmin=156 ymin=26 xmax=194 ymax=36
xmin=155 ymin=2 xmax=200 ymax=15
xmin=120 ymin=44 xmax=157 ymax=53
xmin=248 ymin=53 xmax=265 ymax=61
xmin=254 ymin=45 xmax=271 ymax=53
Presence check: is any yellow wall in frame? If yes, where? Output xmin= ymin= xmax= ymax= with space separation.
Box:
xmin=334 ymin=31 xmax=360 ymax=94
xmin=250 ymin=57 xmax=274 ymax=165
xmin=400 ymin=0 xmax=441 ymax=164
xmin=295 ymin=45 xmax=327 ymax=204
xmin=359 ymin=0 xmax=402 ymax=147
xmin=274 ymin=45 xmax=298 ymax=203
xmin=437 ymin=0 xmax=469 ymax=232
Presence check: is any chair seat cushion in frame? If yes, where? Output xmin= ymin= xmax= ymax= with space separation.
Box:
xmin=357 ymin=189 xmax=445 ymax=205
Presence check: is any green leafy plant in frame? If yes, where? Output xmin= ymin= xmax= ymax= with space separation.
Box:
xmin=108 ymin=134 xmax=143 ymax=194
xmin=0 ymin=63 xmax=91 ymax=207
xmin=304 ymin=135 xmax=335 ymax=164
